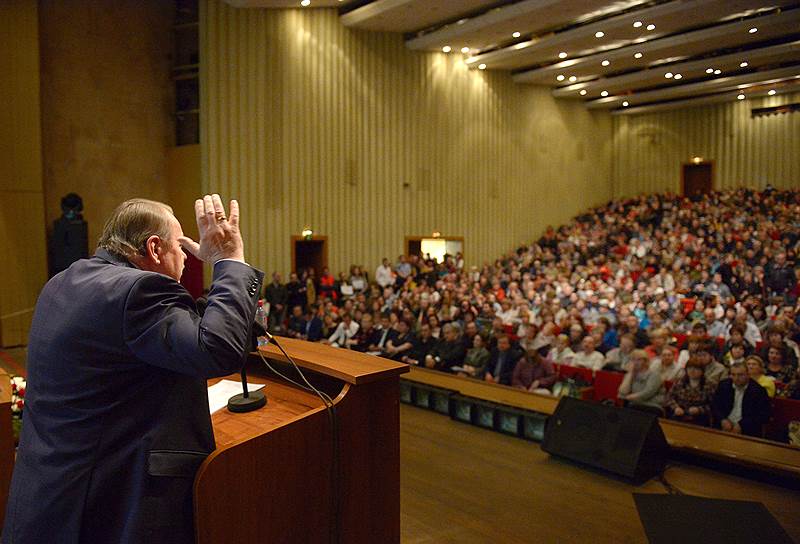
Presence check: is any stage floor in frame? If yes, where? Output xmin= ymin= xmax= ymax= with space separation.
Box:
xmin=399 ymin=404 xmax=800 ymax=543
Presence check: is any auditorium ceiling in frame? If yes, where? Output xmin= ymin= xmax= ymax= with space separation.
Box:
xmin=226 ymin=0 xmax=800 ymax=113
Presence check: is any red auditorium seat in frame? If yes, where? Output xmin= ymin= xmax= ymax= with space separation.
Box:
xmin=557 ymin=364 xmax=593 ymax=384
xmin=765 ymin=397 xmax=800 ymax=442
xmin=593 ymin=370 xmax=624 ymax=404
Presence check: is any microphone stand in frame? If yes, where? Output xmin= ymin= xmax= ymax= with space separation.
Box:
xmin=227 ymin=319 xmax=268 ymax=413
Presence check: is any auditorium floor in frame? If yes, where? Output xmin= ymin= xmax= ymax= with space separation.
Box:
xmin=399 ymin=404 xmax=800 ymax=543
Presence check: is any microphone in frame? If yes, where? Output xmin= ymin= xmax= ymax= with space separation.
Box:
xmin=227 ymin=312 xmax=268 ymax=413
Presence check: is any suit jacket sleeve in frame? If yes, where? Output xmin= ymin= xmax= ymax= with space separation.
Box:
xmin=124 ymin=260 xmax=264 ymax=377
xmin=740 ymin=383 xmax=772 ymax=434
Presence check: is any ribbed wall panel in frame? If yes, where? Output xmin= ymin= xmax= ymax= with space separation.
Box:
xmin=201 ymin=2 xmax=611 ymax=276
xmin=612 ymin=93 xmax=800 ymax=197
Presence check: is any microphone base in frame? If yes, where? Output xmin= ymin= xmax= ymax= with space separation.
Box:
xmin=227 ymin=390 xmax=267 ymax=413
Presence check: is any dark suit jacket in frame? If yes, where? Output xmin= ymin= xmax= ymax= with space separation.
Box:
xmin=304 ymin=316 xmax=323 ymax=342
xmin=711 ymin=378 xmax=771 ymax=437
xmin=2 ymin=249 xmax=263 ymax=544
xmin=487 ymin=346 xmax=524 ymax=385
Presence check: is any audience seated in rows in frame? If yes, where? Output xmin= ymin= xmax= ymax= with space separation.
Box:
xmin=263 ymin=188 xmax=800 ymax=440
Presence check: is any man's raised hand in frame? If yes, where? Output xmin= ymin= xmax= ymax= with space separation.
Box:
xmin=179 ymin=194 xmax=245 ymax=264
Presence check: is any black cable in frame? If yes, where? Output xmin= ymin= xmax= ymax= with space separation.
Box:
xmin=657 ymin=465 xmax=684 ymax=495
xmin=257 ymin=336 xmax=341 ymax=544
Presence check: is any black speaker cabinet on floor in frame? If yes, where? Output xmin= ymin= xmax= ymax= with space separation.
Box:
xmin=541 ymin=397 xmax=669 ymax=482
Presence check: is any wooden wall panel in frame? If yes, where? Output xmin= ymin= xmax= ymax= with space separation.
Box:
xmin=0 ymin=1 xmax=47 ymax=347
xmin=612 ymin=92 xmax=800 ymax=197
xmin=201 ymin=2 xmax=612 ymax=276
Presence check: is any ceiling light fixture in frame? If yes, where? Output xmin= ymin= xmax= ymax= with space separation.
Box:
xmin=749 ymin=27 xmax=758 ymax=34
xmin=600 ymin=90 xmax=609 ymax=97
xmin=674 ymin=73 xmax=682 ymax=80
xmin=768 ymin=89 xmax=776 ymax=95
xmin=646 ymin=24 xmax=655 ymax=31
xmin=601 ymin=60 xmax=610 ymax=66
xmin=633 ymin=21 xmax=642 ymax=28
xmin=595 ymin=31 xmax=605 ymax=38
xmin=300 ymin=0 xmax=310 ymax=5
xmin=737 ymin=94 xmax=745 ymax=100
xmin=714 ymin=69 xmax=722 ymax=75
xmin=461 ymin=46 xmax=470 ymax=54
xmin=706 ymin=68 xmax=714 ymax=74
xmin=569 ymin=75 xmax=577 ymax=82
xmin=622 ymin=101 xmax=629 ymax=106
xmin=556 ymin=74 xmax=565 ymax=81
xmin=579 ymin=90 xmax=587 ymax=96
xmin=478 ymin=63 xmax=487 ymax=70
xmin=665 ymin=72 xmax=673 ymax=78
xmin=512 ymin=31 xmax=521 ymax=38
xmin=442 ymin=45 xmax=451 ymax=53
xmin=634 ymin=52 xmax=643 ymax=59
xmin=558 ymin=51 xmax=568 ymax=59
xmin=740 ymin=61 xmax=748 ymax=68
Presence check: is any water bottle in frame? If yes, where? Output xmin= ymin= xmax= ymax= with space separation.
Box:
xmin=255 ymin=300 xmax=269 ymax=348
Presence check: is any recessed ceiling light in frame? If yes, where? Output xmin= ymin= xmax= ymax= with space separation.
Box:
xmin=768 ymin=89 xmax=776 ymax=95
xmin=634 ymin=52 xmax=643 ymax=59
xmin=579 ymin=89 xmax=587 ymax=96
xmin=633 ymin=21 xmax=642 ymax=28
xmin=646 ymin=24 xmax=655 ymax=31
xmin=740 ymin=61 xmax=748 ymax=68
xmin=558 ymin=51 xmax=568 ymax=59
xmin=556 ymin=74 xmax=565 ymax=81
xmin=595 ymin=31 xmax=605 ymax=38
xmin=737 ymin=94 xmax=745 ymax=100
xmin=300 ymin=0 xmax=310 ymax=5
xmin=461 ymin=46 xmax=470 ymax=54
xmin=706 ymin=68 xmax=714 ymax=74
xmin=749 ymin=27 xmax=758 ymax=34
xmin=674 ymin=73 xmax=682 ymax=80
xmin=478 ymin=63 xmax=486 ymax=70
xmin=600 ymin=90 xmax=609 ymax=97
xmin=601 ymin=60 xmax=610 ymax=67
xmin=442 ymin=45 xmax=451 ymax=53
xmin=512 ymin=31 xmax=521 ymax=38
xmin=569 ymin=75 xmax=577 ymax=82
xmin=714 ymin=69 xmax=722 ymax=75
xmin=665 ymin=72 xmax=673 ymax=78
xmin=622 ymin=101 xmax=629 ymax=106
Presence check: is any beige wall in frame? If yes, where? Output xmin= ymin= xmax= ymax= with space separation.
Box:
xmin=612 ymin=92 xmax=800 ymax=198
xmin=0 ymin=1 xmax=48 ymax=347
xmin=201 ymin=2 xmax=612 ymax=277
xmin=39 ymin=0 xmax=175 ymax=248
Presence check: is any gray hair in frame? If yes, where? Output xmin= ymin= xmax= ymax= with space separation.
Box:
xmin=98 ymin=198 xmax=175 ymax=260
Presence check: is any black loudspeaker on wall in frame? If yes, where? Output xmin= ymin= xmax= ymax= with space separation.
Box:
xmin=541 ymin=397 xmax=669 ymax=482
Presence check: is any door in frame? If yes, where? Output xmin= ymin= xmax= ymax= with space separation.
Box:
xmin=291 ymin=236 xmax=328 ymax=278
xmin=682 ymin=162 xmax=713 ymax=198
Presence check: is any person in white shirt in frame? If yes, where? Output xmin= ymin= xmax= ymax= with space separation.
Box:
xmin=547 ymin=334 xmax=574 ymax=364
xmin=570 ymin=335 xmax=605 ymax=371
xmin=375 ymin=257 xmax=394 ymax=288
xmin=324 ymin=312 xmax=359 ymax=348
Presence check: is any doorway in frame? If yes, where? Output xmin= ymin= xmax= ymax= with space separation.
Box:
xmin=291 ymin=236 xmax=328 ymax=278
xmin=405 ymin=235 xmax=464 ymax=263
xmin=682 ymin=162 xmax=713 ymax=198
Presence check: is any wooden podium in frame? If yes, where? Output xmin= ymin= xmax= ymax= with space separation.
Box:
xmin=195 ymin=338 xmax=409 ymax=543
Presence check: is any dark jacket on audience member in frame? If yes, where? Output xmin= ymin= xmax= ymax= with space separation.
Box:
xmin=486 ymin=345 xmax=524 ymax=385
xmin=407 ymin=336 xmax=437 ymax=364
xmin=429 ymin=339 xmax=467 ymax=371
xmin=302 ymin=316 xmax=323 ymax=342
xmin=711 ymin=378 xmax=771 ymax=436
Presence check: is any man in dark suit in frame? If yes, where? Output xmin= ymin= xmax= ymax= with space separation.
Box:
xmin=3 ymin=195 xmax=264 ymax=544
xmin=711 ymin=361 xmax=771 ymax=437
xmin=485 ymin=335 xmax=524 ymax=386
